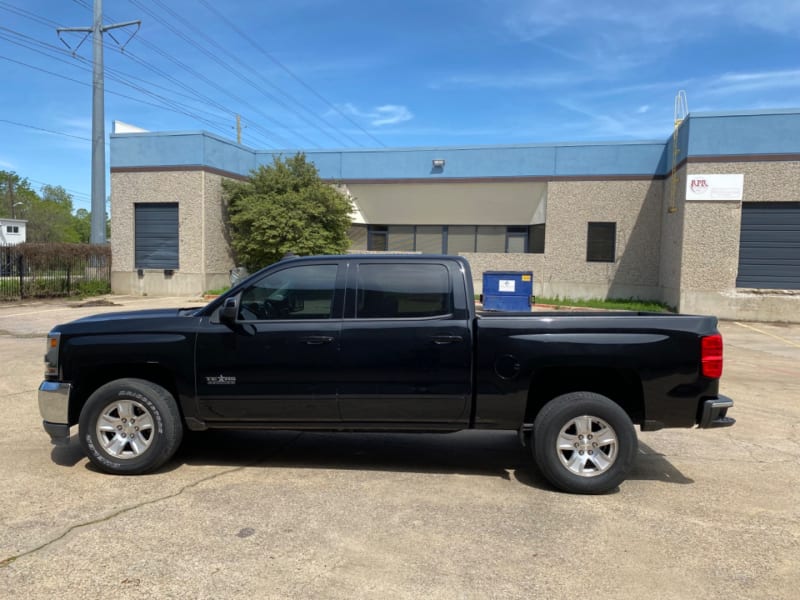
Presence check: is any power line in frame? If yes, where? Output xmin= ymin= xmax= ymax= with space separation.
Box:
xmin=128 ymin=0 xmax=321 ymax=148
xmin=150 ymin=0 xmax=362 ymax=148
xmin=0 ymin=36 xmax=232 ymax=138
xmin=69 ymin=0 xmax=318 ymax=148
xmin=0 ymin=3 xmax=277 ymax=147
xmin=0 ymin=118 xmax=91 ymax=141
xmin=27 ymin=178 xmax=92 ymax=202
xmin=0 ymin=1 xmax=61 ymax=28
xmin=0 ymin=26 xmax=264 ymax=140
xmin=197 ymin=0 xmax=386 ymax=148
xmin=0 ymin=53 xmax=237 ymax=141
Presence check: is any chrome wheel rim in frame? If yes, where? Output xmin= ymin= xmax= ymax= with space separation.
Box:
xmin=96 ymin=400 xmax=155 ymax=459
xmin=556 ymin=415 xmax=618 ymax=477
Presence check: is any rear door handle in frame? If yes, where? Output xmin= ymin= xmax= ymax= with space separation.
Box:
xmin=301 ymin=336 xmax=334 ymax=345
xmin=431 ymin=335 xmax=463 ymax=345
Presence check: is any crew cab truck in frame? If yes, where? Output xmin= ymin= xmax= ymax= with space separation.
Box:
xmin=38 ymin=255 xmax=734 ymax=494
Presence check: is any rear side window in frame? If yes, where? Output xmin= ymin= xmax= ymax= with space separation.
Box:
xmin=356 ymin=264 xmax=452 ymax=318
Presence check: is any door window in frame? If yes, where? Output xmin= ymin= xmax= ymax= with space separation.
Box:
xmin=239 ymin=264 xmax=338 ymax=320
xmin=356 ymin=264 xmax=452 ymax=318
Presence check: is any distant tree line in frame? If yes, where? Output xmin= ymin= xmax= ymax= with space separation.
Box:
xmin=0 ymin=170 xmax=109 ymax=243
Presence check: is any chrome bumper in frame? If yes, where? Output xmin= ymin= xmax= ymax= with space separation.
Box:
xmin=699 ymin=396 xmax=735 ymax=428
xmin=38 ymin=381 xmax=72 ymax=445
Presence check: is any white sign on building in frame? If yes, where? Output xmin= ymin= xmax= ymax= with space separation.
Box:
xmin=686 ymin=174 xmax=744 ymax=201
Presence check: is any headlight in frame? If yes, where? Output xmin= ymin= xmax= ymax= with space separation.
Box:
xmin=44 ymin=331 xmax=60 ymax=380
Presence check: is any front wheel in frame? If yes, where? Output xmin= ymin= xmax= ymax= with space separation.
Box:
xmin=533 ymin=392 xmax=637 ymax=494
xmin=79 ymin=378 xmax=183 ymax=475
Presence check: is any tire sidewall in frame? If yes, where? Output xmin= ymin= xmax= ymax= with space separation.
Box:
xmin=79 ymin=379 xmax=181 ymax=475
xmin=533 ymin=392 xmax=637 ymax=494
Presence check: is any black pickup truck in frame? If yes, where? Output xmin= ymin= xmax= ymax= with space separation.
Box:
xmin=38 ymin=255 xmax=734 ymax=494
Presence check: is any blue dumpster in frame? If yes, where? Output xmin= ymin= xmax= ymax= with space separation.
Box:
xmin=481 ymin=271 xmax=533 ymax=311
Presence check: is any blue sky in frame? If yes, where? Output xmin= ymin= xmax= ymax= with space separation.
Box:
xmin=1 ymin=0 xmax=800 ymax=211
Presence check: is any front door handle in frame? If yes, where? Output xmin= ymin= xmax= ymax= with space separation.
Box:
xmin=301 ymin=335 xmax=334 ymax=345
xmin=431 ymin=335 xmax=463 ymax=345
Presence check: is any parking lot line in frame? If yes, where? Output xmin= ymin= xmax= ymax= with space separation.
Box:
xmin=733 ymin=321 xmax=800 ymax=348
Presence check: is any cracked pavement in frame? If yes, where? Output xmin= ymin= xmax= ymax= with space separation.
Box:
xmin=0 ymin=297 xmax=798 ymax=599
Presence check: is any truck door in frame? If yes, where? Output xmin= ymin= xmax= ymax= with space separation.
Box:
xmin=338 ymin=261 xmax=472 ymax=425
xmin=195 ymin=262 xmax=343 ymax=423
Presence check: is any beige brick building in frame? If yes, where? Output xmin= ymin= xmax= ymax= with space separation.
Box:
xmin=110 ymin=109 xmax=800 ymax=322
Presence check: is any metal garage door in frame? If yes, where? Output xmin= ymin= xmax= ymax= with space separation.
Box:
xmin=135 ymin=203 xmax=179 ymax=269
xmin=736 ymin=202 xmax=800 ymax=290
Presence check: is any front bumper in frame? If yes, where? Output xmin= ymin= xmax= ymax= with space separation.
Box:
xmin=38 ymin=381 xmax=72 ymax=445
xmin=699 ymin=395 xmax=735 ymax=428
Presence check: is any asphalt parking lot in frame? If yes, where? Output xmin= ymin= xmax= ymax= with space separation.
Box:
xmin=0 ymin=296 xmax=798 ymax=599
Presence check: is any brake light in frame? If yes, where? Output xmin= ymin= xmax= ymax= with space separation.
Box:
xmin=701 ymin=334 xmax=723 ymax=379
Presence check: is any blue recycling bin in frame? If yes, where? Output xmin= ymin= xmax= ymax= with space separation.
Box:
xmin=482 ymin=271 xmax=534 ymax=311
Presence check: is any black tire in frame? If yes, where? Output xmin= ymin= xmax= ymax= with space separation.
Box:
xmin=79 ymin=378 xmax=183 ymax=475
xmin=533 ymin=392 xmax=637 ymax=494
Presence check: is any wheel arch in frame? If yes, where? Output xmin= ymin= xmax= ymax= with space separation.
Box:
xmin=69 ymin=364 xmax=183 ymax=425
xmin=524 ymin=366 xmax=644 ymax=426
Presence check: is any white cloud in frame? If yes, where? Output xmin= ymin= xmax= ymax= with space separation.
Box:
xmin=556 ymin=99 xmax=673 ymax=140
xmin=339 ymin=103 xmax=413 ymax=127
xmin=56 ymin=116 xmax=93 ymax=138
xmin=434 ymin=71 xmax=589 ymax=90
xmin=704 ymin=69 xmax=800 ymax=95
xmin=498 ymin=1 xmax=800 ymax=75
xmin=636 ymin=105 xmax=650 ymax=114
xmin=0 ymin=158 xmax=14 ymax=169
xmin=503 ymin=0 xmax=800 ymax=39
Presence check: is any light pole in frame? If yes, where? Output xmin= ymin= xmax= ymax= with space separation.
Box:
xmin=11 ymin=201 xmax=22 ymax=219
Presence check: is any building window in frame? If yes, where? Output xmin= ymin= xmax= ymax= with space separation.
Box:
xmin=446 ymin=226 xmax=477 ymax=254
xmin=387 ymin=225 xmax=415 ymax=251
xmin=6 ymin=226 xmax=19 ymax=234
xmin=506 ymin=226 xmax=528 ymax=253
xmin=368 ymin=225 xmax=446 ymax=253
xmin=367 ymin=226 xmax=388 ymax=251
xmin=528 ymin=224 xmax=545 ymax=254
xmin=587 ymin=222 xmax=616 ymax=262
xmin=477 ymin=226 xmax=506 ymax=253
xmin=135 ymin=203 xmax=179 ymax=269
xmin=415 ymin=226 xmax=444 ymax=253
xmin=362 ymin=224 xmax=546 ymax=255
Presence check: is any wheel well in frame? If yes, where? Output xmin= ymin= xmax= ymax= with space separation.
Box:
xmin=524 ymin=367 xmax=644 ymax=425
xmin=69 ymin=365 xmax=181 ymax=425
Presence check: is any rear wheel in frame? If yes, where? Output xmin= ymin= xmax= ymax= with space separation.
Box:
xmin=533 ymin=392 xmax=637 ymax=494
xmin=79 ymin=378 xmax=183 ymax=475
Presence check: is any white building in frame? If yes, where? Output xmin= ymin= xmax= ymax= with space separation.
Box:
xmin=0 ymin=218 xmax=27 ymax=245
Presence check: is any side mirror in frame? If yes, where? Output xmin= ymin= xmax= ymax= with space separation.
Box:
xmin=219 ymin=296 xmax=238 ymax=325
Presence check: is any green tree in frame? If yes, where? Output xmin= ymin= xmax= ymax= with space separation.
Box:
xmin=73 ymin=208 xmax=92 ymax=243
xmin=0 ymin=170 xmax=37 ymax=219
xmin=223 ymin=153 xmax=353 ymax=269
xmin=26 ymin=184 xmax=80 ymax=243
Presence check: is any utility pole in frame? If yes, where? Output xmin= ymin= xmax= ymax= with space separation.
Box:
xmin=236 ymin=114 xmax=242 ymax=144
xmin=6 ymin=177 xmax=12 ymax=219
xmin=58 ymin=0 xmax=140 ymax=244
xmin=5 ymin=173 xmax=18 ymax=219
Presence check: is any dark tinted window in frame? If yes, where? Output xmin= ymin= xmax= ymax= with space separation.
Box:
xmin=528 ymin=224 xmax=545 ymax=253
xmin=239 ymin=264 xmax=337 ymax=320
xmin=356 ymin=264 xmax=452 ymax=318
xmin=587 ymin=222 xmax=616 ymax=262
xmin=368 ymin=226 xmax=388 ymax=251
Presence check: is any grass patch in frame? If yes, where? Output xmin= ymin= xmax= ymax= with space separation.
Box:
xmin=535 ymin=296 xmax=674 ymax=312
xmin=204 ymin=286 xmax=230 ymax=296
